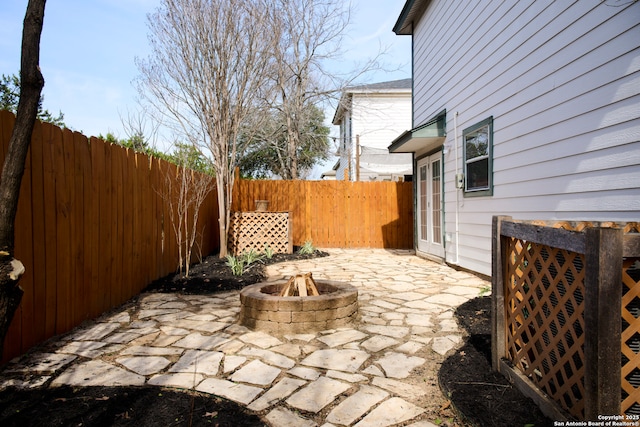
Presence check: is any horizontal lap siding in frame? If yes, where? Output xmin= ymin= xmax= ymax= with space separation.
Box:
xmin=0 ymin=111 xmax=219 ymax=363
xmin=352 ymin=95 xmax=412 ymax=150
xmin=412 ymin=0 xmax=640 ymax=276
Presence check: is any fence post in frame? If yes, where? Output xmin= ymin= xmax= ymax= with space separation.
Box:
xmin=492 ymin=215 xmax=511 ymax=371
xmin=584 ymin=227 xmax=622 ymax=420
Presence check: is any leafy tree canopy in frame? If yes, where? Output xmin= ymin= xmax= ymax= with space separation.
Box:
xmin=0 ymin=73 xmax=65 ymax=127
xmin=166 ymin=142 xmax=213 ymax=175
xmin=98 ymin=132 xmax=213 ymax=176
xmin=239 ymin=103 xmax=330 ymax=179
xmin=97 ymin=131 xmax=167 ymax=160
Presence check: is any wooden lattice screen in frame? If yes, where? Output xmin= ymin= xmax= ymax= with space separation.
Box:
xmin=493 ymin=217 xmax=640 ymax=421
xmin=228 ymin=211 xmax=293 ymax=255
xmin=503 ymin=237 xmax=586 ymax=418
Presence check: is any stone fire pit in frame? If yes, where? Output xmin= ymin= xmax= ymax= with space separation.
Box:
xmin=239 ymin=279 xmax=358 ymax=333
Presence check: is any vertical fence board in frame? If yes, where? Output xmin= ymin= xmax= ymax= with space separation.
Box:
xmin=81 ymin=136 xmax=92 ymax=320
xmin=151 ymin=158 xmax=162 ymax=278
xmin=54 ymin=129 xmax=71 ymax=332
xmin=42 ymin=123 xmax=58 ymax=338
xmin=14 ymin=122 xmax=34 ymax=352
xmin=74 ymin=133 xmax=94 ymax=321
xmin=140 ymin=154 xmax=152 ymax=286
xmin=71 ymin=132 xmax=85 ymax=324
xmin=91 ymin=137 xmax=106 ymax=317
xmin=100 ymin=141 xmax=113 ymax=314
xmin=29 ymin=121 xmax=46 ymax=343
xmin=112 ymin=146 xmax=124 ymax=306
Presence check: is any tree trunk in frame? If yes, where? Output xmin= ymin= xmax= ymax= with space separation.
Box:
xmin=0 ymin=0 xmax=46 ymax=358
xmin=216 ymin=174 xmax=228 ymax=258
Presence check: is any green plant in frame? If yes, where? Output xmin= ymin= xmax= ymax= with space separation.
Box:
xmin=298 ymin=240 xmax=316 ymax=255
xmin=264 ymin=244 xmax=274 ymax=259
xmin=225 ymin=255 xmax=245 ymax=276
xmin=242 ymin=248 xmax=264 ymax=265
xmin=479 ymin=285 xmax=491 ymax=296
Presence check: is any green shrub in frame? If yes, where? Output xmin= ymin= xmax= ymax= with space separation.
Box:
xmin=298 ymin=240 xmax=316 ymax=255
xmin=264 ymin=244 xmax=274 ymax=259
xmin=243 ymin=248 xmax=264 ymax=265
xmin=225 ymin=255 xmax=245 ymax=276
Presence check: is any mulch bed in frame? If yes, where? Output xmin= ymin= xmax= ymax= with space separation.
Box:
xmin=143 ymin=250 xmax=329 ymax=294
xmin=1 ymin=250 xmax=554 ymax=426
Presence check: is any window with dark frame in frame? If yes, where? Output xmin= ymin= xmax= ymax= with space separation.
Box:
xmin=463 ymin=117 xmax=493 ymax=196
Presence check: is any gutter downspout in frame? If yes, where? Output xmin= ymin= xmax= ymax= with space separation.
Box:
xmin=453 ymin=111 xmax=460 ymax=265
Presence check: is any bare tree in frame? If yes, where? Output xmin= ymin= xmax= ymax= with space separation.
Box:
xmin=136 ymin=0 xmax=274 ymax=257
xmin=265 ymin=0 xmax=382 ymax=179
xmin=0 ymin=0 xmax=46 ymax=357
xmin=160 ymin=145 xmax=213 ymax=277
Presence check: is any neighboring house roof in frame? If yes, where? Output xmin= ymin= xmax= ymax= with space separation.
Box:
xmin=332 ymin=78 xmax=412 ymax=125
xmin=320 ymin=170 xmax=336 ymax=179
xmin=345 ymin=78 xmax=412 ymax=92
xmin=393 ymin=0 xmax=431 ymax=35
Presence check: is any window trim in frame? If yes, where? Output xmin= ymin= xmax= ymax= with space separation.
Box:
xmin=463 ymin=116 xmax=493 ymax=197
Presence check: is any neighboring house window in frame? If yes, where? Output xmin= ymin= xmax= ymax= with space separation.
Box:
xmin=463 ymin=117 xmax=493 ymax=196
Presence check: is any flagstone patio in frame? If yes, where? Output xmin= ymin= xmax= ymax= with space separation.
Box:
xmin=0 ymin=249 xmax=489 ymax=427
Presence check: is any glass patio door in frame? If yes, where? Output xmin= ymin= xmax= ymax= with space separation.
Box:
xmin=417 ymin=152 xmax=444 ymax=258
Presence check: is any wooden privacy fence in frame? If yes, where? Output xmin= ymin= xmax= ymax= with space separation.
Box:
xmin=492 ymin=216 xmax=640 ymax=421
xmin=0 ymin=111 xmax=219 ymax=363
xmin=231 ymin=175 xmax=414 ymax=249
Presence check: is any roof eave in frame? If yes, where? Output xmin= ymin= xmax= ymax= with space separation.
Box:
xmin=393 ymin=0 xmax=431 ymax=36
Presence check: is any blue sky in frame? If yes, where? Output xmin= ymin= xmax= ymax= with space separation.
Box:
xmin=0 ymin=0 xmax=411 ymax=177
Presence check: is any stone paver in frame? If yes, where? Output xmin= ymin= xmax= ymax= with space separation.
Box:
xmin=4 ymin=353 xmax=76 ymax=374
xmin=265 ymin=407 xmax=317 ymax=427
xmin=360 ymin=335 xmax=400 ymax=352
xmin=116 ymin=356 xmax=171 ymax=375
xmin=248 ymin=377 xmax=306 ymax=411
xmin=0 ymin=249 xmax=489 ymax=427
xmin=148 ymin=372 xmax=204 ymax=388
xmin=317 ymin=330 xmax=367 ymax=347
xmin=354 ymin=397 xmax=425 ymax=427
xmin=371 ymin=377 xmax=428 ymax=399
xmin=196 ymin=378 xmax=262 ymax=404
xmin=286 ymin=376 xmax=351 ymax=413
xmin=51 ymin=360 xmax=145 ymax=387
xmin=230 ymin=359 xmax=281 ymax=385
xmin=301 ymin=349 xmax=369 ymax=373
xmin=169 ymin=350 xmax=224 ymax=375
xmin=172 ymin=332 xmax=230 ymax=350
xmin=326 ymin=385 xmax=389 ymax=425
xmin=376 ymin=352 xmax=426 ymax=379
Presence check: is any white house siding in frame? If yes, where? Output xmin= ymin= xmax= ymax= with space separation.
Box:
xmin=351 ymin=94 xmax=412 ymax=151
xmin=334 ymin=88 xmax=412 ymax=181
xmin=410 ymin=0 xmax=639 ymax=276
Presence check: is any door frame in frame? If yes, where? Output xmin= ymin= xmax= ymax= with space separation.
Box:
xmin=416 ymin=151 xmax=445 ymax=259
